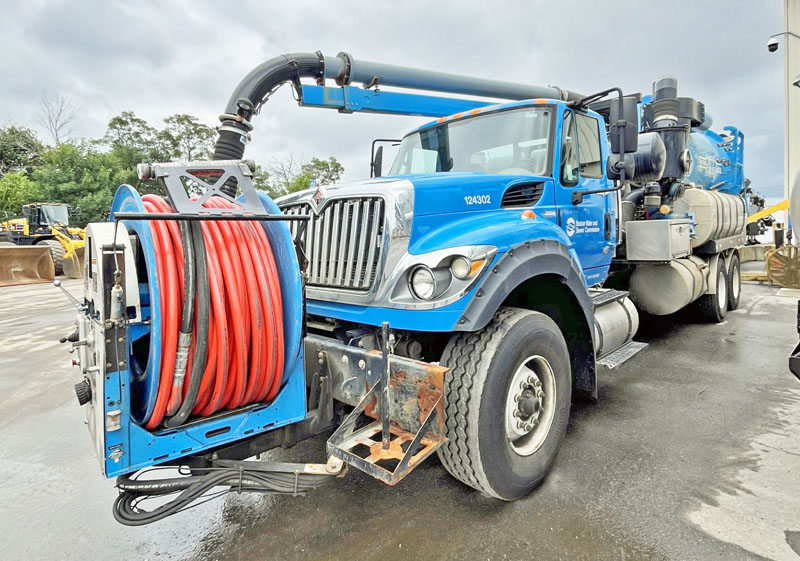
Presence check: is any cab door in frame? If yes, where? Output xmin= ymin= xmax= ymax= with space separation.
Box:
xmin=554 ymin=109 xmax=615 ymax=284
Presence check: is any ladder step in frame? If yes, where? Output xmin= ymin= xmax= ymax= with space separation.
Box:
xmin=590 ymin=288 xmax=629 ymax=307
xmin=597 ymin=341 xmax=648 ymax=370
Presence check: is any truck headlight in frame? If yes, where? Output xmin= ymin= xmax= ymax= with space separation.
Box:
xmin=409 ymin=265 xmax=451 ymax=300
xmin=450 ymin=256 xmax=471 ymax=280
xmin=393 ymin=245 xmax=497 ymax=306
xmin=450 ymin=255 xmax=487 ymax=280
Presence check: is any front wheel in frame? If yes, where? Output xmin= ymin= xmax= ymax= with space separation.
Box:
xmin=437 ymin=307 xmax=572 ymax=500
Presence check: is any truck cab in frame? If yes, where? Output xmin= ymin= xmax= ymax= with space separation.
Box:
xmin=279 ymin=100 xmax=614 ymax=332
xmin=277 ymin=99 xmax=630 ymax=499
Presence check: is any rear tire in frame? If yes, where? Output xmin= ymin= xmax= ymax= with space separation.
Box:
xmin=38 ymin=239 xmax=65 ymax=275
xmin=727 ymin=253 xmax=741 ymax=310
xmin=437 ymin=307 xmax=572 ymax=500
xmin=697 ymin=258 xmax=727 ymax=322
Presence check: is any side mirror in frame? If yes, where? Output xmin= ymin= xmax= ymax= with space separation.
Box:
xmin=609 ymin=96 xmax=639 ymax=154
xmin=373 ymin=146 xmax=384 ymax=178
xmin=370 ymin=138 xmax=401 ymax=178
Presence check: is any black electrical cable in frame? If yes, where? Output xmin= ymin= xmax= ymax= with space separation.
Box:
xmin=165 ymin=222 xmax=210 ymax=428
xmin=179 ymin=221 xmax=195 ymax=333
xmin=113 ymin=465 xmax=335 ymax=526
xmin=165 ymin=220 xmax=197 ymax=417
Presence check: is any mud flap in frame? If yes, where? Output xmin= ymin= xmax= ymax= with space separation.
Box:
xmin=322 ymin=324 xmax=447 ymax=485
xmin=0 ymin=245 xmax=55 ymax=287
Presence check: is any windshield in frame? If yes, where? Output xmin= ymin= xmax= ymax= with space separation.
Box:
xmin=40 ymin=205 xmax=70 ymax=225
xmin=389 ymin=106 xmax=553 ymax=177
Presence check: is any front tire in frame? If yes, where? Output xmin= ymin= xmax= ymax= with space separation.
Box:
xmin=38 ymin=239 xmax=65 ymax=275
xmin=437 ymin=307 xmax=572 ymax=500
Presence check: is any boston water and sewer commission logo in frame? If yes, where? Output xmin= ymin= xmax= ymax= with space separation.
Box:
xmin=565 ymin=217 xmax=576 ymax=237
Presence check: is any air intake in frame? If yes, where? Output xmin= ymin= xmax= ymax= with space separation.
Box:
xmin=501 ymin=182 xmax=544 ymax=208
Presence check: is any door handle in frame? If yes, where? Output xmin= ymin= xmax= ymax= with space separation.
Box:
xmin=571 ymin=185 xmax=621 ymax=205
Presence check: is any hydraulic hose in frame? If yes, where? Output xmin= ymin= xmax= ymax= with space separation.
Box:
xmin=113 ymin=465 xmax=335 ymax=526
xmin=166 ymin=221 xmax=195 ymax=417
xmin=141 ymin=195 xmax=284 ymax=429
xmin=165 ymin=223 xmax=209 ymax=428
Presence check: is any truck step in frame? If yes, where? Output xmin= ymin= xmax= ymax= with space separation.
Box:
xmin=590 ymin=288 xmax=629 ymax=307
xmin=597 ymin=340 xmax=648 ymax=370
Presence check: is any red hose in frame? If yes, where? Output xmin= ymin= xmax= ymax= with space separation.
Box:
xmin=141 ymin=195 xmax=284 ymax=429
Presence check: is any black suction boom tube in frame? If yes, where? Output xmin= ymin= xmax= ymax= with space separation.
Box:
xmin=212 ymin=51 xmax=583 ymax=196
xmin=213 ymin=53 xmax=325 ymax=196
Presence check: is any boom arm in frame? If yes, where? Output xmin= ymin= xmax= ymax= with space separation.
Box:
xmin=212 ymin=50 xmax=584 ymax=185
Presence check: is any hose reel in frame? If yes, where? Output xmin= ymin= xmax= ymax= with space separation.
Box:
xmin=109 ymin=161 xmax=306 ymax=429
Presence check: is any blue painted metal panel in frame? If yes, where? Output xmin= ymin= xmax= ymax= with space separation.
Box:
xmin=104 ymin=356 xmax=306 ymax=477
xmin=550 ymin=106 xmax=615 ymax=280
xmin=110 ymin=185 xmax=162 ymax=425
xmin=685 ymin=127 xmax=745 ymax=196
xmin=300 ymin=84 xmax=494 ymax=117
xmin=401 ymin=174 xmax=555 ymax=218
xmin=102 ymin=185 xmax=307 ymax=477
xmin=251 ymin=192 xmax=303 ymax=382
xmin=409 ymin=207 xmax=569 ymax=255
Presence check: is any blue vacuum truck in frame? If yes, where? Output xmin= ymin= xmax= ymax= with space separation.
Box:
xmin=57 ymin=51 xmax=747 ymax=524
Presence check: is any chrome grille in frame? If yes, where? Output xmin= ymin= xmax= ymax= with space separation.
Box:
xmin=282 ymin=197 xmax=385 ymax=290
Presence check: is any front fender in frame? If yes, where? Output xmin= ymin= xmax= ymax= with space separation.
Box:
xmin=455 ymin=239 xmax=593 ymax=334
xmin=455 ymin=239 xmax=597 ymax=398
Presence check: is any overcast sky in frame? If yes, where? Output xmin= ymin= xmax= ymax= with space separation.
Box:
xmin=0 ymin=0 xmax=787 ymax=199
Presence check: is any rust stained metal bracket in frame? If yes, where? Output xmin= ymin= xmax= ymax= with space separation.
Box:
xmin=325 ymin=324 xmax=447 ymax=485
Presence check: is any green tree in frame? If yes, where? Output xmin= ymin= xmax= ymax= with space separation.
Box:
xmin=103 ymin=111 xmax=162 ymax=170
xmin=0 ymin=125 xmax=44 ymax=177
xmin=266 ymin=155 xmax=344 ymax=197
xmin=301 ymin=157 xmax=344 ymax=186
xmin=160 ymin=114 xmax=216 ymax=161
xmin=33 ymin=142 xmax=133 ymax=225
xmin=0 ymin=172 xmax=40 ymax=217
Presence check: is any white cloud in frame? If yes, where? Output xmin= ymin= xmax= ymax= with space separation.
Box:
xmin=0 ymin=0 xmax=785 ymax=197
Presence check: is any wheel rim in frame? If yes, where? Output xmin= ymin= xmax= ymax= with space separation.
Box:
xmin=717 ymin=267 xmax=727 ymax=312
xmin=504 ymin=355 xmax=557 ymax=457
xmin=732 ymin=263 xmax=740 ymax=301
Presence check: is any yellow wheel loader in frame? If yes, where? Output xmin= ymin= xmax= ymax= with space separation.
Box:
xmin=0 ymin=203 xmax=85 ymax=282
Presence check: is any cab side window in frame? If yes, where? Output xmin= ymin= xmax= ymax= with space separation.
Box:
xmin=576 ymin=114 xmax=603 ymax=178
xmin=560 ymin=111 xmax=578 ymax=186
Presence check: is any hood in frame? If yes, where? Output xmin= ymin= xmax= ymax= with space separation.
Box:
xmin=276 ymin=173 xmax=551 ymax=217
xmin=402 ymin=173 xmax=551 ymax=216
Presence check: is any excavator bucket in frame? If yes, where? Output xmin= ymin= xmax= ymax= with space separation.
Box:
xmin=62 ymin=245 xmax=85 ymax=279
xmin=0 ymin=245 xmax=55 ymax=287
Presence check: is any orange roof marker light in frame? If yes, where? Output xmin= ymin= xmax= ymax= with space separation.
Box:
xmin=521 ymin=210 xmax=536 ymax=220
xmin=532 ymin=99 xmax=549 ymax=104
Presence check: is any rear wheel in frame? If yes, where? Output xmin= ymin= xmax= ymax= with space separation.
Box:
xmin=697 ymin=258 xmax=727 ymax=322
xmin=727 ymin=253 xmax=741 ymax=310
xmin=38 ymin=239 xmax=65 ymax=275
xmin=437 ymin=307 xmax=572 ymax=500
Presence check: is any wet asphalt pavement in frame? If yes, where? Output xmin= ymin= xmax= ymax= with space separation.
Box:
xmin=1 ymin=279 xmax=799 ymax=561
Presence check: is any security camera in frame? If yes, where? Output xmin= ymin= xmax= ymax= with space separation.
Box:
xmin=768 ymin=36 xmax=780 ymax=52
xmin=794 ymin=72 xmax=800 ymax=88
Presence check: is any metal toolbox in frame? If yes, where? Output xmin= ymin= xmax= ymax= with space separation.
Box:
xmin=625 ymin=218 xmax=691 ymax=261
